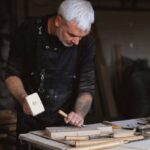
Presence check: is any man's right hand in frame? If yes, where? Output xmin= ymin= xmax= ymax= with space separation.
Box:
xmin=5 ymin=76 xmax=31 ymax=115
xmin=21 ymin=98 xmax=32 ymax=115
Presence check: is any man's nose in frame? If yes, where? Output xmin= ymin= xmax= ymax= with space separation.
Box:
xmin=72 ymin=37 xmax=81 ymax=45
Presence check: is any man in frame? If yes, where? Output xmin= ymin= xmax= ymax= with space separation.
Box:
xmin=5 ymin=0 xmax=95 ymax=148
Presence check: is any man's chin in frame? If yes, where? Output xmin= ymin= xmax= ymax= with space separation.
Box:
xmin=62 ymin=42 xmax=73 ymax=47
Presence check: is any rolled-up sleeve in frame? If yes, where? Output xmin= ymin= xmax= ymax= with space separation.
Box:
xmin=78 ymin=35 xmax=95 ymax=95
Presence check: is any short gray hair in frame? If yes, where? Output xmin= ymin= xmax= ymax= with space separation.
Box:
xmin=58 ymin=0 xmax=94 ymax=32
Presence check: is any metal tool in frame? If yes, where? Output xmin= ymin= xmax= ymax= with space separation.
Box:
xmin=102 ymin=121 xmax=135 ymax=130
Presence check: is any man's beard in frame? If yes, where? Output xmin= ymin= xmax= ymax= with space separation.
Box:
xmin=62 ymin=41 xmax=73 ymax=47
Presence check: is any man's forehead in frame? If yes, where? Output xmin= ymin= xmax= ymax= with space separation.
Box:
xmin=65 ymin=20 xmax=89 ymax=37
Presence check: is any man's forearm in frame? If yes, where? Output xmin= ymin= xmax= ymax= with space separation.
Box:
xmin=74 ymin=93 xmax=93 ymax=118
xmin=5 ymin=76 xmax=28 ymax=106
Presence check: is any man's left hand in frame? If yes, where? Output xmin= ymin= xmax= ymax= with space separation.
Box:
xmin=64 ymin=111 xmax=84 ymax=127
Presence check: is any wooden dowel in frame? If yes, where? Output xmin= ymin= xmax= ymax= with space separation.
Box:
xmin=103 ymin=121 xmax=122 ymax=129
xmin=75 ymin=138 xmax=114 ymax=147
xmin=65 ymin=136 xmax=89 ymax=141
xmin=72 ymin=135 xmax=144 ymax=147
xmin=68 ymin=140 xmax=127 ymax=150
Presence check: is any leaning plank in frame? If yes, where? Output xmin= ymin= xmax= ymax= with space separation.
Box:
xmin=99 ymin=64 xmax=118 ymax=118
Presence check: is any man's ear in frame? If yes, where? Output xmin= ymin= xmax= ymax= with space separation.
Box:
xmin=55 ymin=15 xmax=63 ymax=27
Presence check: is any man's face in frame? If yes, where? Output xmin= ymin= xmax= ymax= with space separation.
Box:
xmin=55 ymin=16 xmax=89 ymax=47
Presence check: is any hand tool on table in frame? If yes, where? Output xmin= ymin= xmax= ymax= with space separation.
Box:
xmin=103 ymin=121 xmax=135 ymax=130
xmin=58 ymin=110 xmax=85 ymax=127
xmin=136 ymin=122 xmax=150 ymax=138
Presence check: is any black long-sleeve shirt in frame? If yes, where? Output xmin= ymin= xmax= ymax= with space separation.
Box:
xmin=6 ymin=16 xmax=95 ymax=95
xmin=5 ymin=16 xmax=95 ymax=125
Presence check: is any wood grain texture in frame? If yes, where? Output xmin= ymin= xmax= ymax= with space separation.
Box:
xmin=67 ymin=140 xmax=127 ymax=150
xmin=65 ymin=136 xmax=89 ymax=141
xmin=46 ymin=123 xmax=112 ymax=140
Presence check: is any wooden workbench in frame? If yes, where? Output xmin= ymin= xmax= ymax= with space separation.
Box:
xmin=19 ymin=118 xmax=150 ymax=150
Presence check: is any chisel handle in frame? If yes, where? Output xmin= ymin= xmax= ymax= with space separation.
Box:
xmin=58 ymin=110 xmax=68 ymax=118
xmin=58 ymin=109 xmax=85 ymax=127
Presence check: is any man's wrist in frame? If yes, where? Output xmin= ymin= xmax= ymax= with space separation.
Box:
xmin=19 ymin=93 xmax=28 ymax=106
xmin=74 ymin=92 xmax=93 ymax=118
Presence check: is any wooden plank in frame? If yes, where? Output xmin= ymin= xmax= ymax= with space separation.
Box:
xmin=46 ymin=127 xmax=101 ymax=140
xmin=68 ymin=135 xmax=144 ymax=147
xmin=85 ymin=123 xmax=113 ymax=133
xmin=19 ymin=132 xmax=147 ymax=150
xmin=0 ymin=118 xmax=17 ymax=125
xmin=0 ymin=110 xmax=16 ymax=125
xmin=0 ymin=133 xmax=8 ymax=138
xmin=93 ymin=23 xmax=118 ymax=119
xmin=92 ymin=23 xmax=106 ymax=121
xmin=113 ymin=129 xmax=135 ymax=138
xmin=46 ymin=123 xmax=112 ymax=140
xmin=0 ymin=110 xmax=13 ymax=120
xmin=111 ymin=44 xmax=123 ymax=91
xmin=99 ymin=64 xmax=118 ymax=118
xmin=19 ymin=118 xmax=150 ymax=150
xmin=67 ymin=140 xmax=127 ymax=150
xmin=19 ymin=133 xmax=70 ymax=150
xmin=31 ymin=130 xmax=50 ymax=139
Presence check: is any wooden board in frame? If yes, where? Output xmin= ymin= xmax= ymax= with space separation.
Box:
xmin=19 ymin=133 xmax=70 ymax=150
xmin=46 ymin=123 xmax=113 ymax=140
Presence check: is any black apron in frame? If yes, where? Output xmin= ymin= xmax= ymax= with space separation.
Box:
xmin=17 ymin=17 xmax=78 ymax=134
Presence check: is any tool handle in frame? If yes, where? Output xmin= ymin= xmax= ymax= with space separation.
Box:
xmin=103 ymin=121 xmax=122 ymax=129
xmin=58 ymin=110 xmax=68 ymax=118
xmin=58 ymin=109 xmax=85 ymax=127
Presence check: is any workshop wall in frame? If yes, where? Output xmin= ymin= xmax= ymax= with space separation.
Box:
xmin=96 ymin=11 xmax=150 ymax=66
xmin=94 ymin=11 xmax=150 ymax=120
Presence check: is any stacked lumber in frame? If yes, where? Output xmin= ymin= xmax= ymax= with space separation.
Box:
xmin=46 ymin=123 xmax=113 ymax=140
xmin=0 ymin=109 xmax=16 ymax=150
xmin=31 ymin=123 xmax=144 ymax=150
xmin=0 ymin=110 xmax=16 ymax=133
xmin=63 ymin=135 xmax=144 ymax=150
xmin=44 ymin=123 xmax=144 ymax=150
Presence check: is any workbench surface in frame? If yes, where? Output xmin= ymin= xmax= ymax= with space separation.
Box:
xmin=20 ymin=133 xmax=150 ymax=150
xmin=19 ymin=118 xmax=150 ymax=150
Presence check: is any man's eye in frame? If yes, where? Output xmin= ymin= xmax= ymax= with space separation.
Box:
xmin=68 ymin=33 xmax=75 ymax=37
